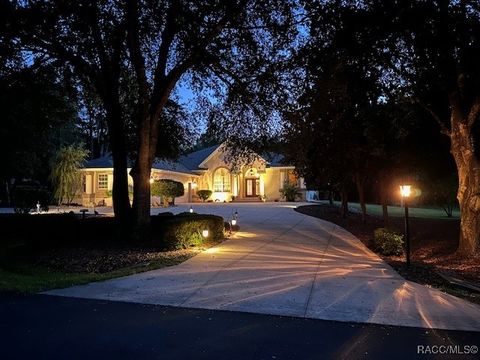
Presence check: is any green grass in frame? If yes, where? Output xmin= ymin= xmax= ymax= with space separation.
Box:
xmin=318 ymin=200 xmax=460 ymax=219
xmin=0 ymin=242 xmax=194 ymax=294
xmin=0 ymin=259 xmax=187 ymax=294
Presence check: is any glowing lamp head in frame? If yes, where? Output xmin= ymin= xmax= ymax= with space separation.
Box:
xmin=400 ymin=185 xmax=411 ymax=198
xmin=191 ymin=181 xmax=197 ymax=189
xmin=202 ymin=229 xmax=209 ymax=238
xmin=149 ymin=178 xmax=154 ymax=184
xmin=231 ymin=219 xmax=237 ymax=226
xmin=189 ymin=207 xmax=193 ymax=213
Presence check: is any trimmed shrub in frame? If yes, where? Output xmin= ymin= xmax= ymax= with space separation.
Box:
xmin=151 ymin=214 xmax=224 ymax=250
xmin=373 ymin=228 xmax=404 ymax=256
xmin=151 ymin=179 xmax=184 ymax=205
xmin=156 ymin=212 xmax=174 ymax=217
xmin=1 ymin=212 xmax=225 ymax=251
xmin=197 ymin=190 xmax=212 ymax=202
xmin=1 ymin=213 xmax=116 ymax=249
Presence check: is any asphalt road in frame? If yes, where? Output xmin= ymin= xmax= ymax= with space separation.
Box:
xmin=1 ymin=294 xmax=478 ymax=360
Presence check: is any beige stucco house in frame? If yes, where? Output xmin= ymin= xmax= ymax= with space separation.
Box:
xmin=77 ymin=143 xmax=306 ymax=206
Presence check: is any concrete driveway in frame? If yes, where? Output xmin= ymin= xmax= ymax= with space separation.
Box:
xmin=46 ymin=203 xmax=480 ymax=331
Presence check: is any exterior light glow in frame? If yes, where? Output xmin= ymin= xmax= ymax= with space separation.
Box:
xmin=189 ymin=207 xmax=193 ymax=213
xmin=149 ymin=178 xmax=154 ymax=184
xmin=231 ymin=219 xmax=237 ymax=226
xmin=400 ymin=185 xmax=411 ymax=198
xmin=202 ymin=229 xmax=209 ymax=238
xmin=191 ymin=180 xmax=197 ymax=189
xmin=204 ymin=247 xmax=218 ymax=254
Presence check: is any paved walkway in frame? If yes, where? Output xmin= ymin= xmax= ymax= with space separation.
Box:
xmin=46 ymin=203 xmax=480 ymax=331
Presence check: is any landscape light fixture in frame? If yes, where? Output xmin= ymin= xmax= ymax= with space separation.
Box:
xmin=231 ymin=219 xmax=237 ymax=226
xmin=400 ymin=185 xmax=412 ymax=268
xmin=189 ymin=206 xmax=193 ymax=213
xmin=202 ymin=229 xmax=209 ymax=238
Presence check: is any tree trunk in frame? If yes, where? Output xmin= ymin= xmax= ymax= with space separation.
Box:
xmin=355 ymin=172 xmax=367 ymax=223
xmin=379 ymin=170 xmax=389 ymax=227
xmin=104 ymin=104 xmax=131 ymax=226
xmin=450 ymin=121 xmax=480 ymax=256
xmin=131 ymin=113 xmax=152 ymax=241
xmin=340 ymin=186 xmax=349 ymax=218
xmin=130 ymin=85 xmax=173 ymax=241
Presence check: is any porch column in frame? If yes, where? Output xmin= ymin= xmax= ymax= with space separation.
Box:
xmin=232 ymin=175 xmax=238 ymax=196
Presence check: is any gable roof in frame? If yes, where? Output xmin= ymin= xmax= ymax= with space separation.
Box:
xmin=178 ymin=144 xmax=220 ymax=170
xmin=152 ymin=159 xmax=196 ymax=174
xmin=84 ymin=144 xmax=291 ymax=174
xmin=263 ymin=152 xmax=289 ymax=167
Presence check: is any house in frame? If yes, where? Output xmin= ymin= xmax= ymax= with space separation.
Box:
xmin=77 ymin=143 xmax=306 ymax=206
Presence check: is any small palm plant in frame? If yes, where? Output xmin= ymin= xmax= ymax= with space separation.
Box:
xmin=280 ymin=182 xmax=301 ymax=202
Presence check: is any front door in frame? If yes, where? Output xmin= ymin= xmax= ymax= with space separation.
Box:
xmin=245 ymin=179 xmax=257 ymax=197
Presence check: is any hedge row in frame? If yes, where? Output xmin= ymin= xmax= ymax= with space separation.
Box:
xmin=0 ymin=213 xmax=225 ymax=251
xmin=151 ymin=213 xmax=225 ymax=250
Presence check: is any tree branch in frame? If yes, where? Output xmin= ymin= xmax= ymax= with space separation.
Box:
xmin=154 ymin=0 xmax=180 ymax=80
xmin=467 ymin=95 xmax=480 ymax=130
xmin=414 ymin=98 xmax=451 ymax=137
xmin=126 ymin=0 xmax=149 ymax=100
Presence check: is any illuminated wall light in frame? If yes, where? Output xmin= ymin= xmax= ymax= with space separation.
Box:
xmin=202 ymin=229 xmax=209 ymax=238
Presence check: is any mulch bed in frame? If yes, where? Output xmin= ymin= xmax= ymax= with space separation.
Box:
xmin=296 ymin=204 xmax=480 ymax=304
xmin=33 ymin=246 xmax=200 ymax=273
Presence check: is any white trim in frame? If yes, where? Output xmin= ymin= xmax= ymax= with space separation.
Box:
xmin=269 ymin=166 xmax=295 ymax=170
xmin=151 ymin=169 xmax=200 ymax=177
xmin=197 ymin=144 xmax=224 ymax=168
xmin=197 ymin=142 xmax=269 ymax=169
xmin=82 ymin=167 xmax=199 ymax=178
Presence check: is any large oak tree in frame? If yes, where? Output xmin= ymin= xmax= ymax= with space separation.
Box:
xmin=10 ymin=0 xmax=297 ymax=237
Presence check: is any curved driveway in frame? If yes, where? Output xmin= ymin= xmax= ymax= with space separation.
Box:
xmin=46 ymin=203 xmax=480 ymax=331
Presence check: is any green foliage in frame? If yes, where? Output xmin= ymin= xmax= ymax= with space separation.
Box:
xmin=280 ymin=182 xmax=301 ymax=202
xmin=1 ymin=213 xmax=224 ymax=252
xmin=49 ymin=145 xmax=89 ymax=205
xmin=373 ymin=228 xmax=404 ymax=256
xmin=152 ymin=214 xmax=224 ymax=250
xmin=0 ymin=64 xmax=78 ymax=186
xmin=151 ymin=179 xmax=184 ymax=205
xmin=197 ymin=190 xmax=212 ymax=202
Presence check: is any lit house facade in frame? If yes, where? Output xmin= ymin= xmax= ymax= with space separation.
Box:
xmin=77 ymin=143 xmax=306 ymax=206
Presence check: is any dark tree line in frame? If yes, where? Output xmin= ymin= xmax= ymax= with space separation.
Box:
xmin=283 ymin=0 xmax=480 ymax=256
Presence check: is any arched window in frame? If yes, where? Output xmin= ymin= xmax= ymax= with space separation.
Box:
xmin=213 ymin=168 xmax=231 ymax=192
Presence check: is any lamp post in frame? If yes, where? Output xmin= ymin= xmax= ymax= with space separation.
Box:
xmin=400 ymin=185 xmax=411 ymax=267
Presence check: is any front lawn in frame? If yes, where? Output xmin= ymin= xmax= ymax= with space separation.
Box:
xmin=0 ymin=247 xmax=197 ymax=294
xmin=0 ymin=213 xmax=225 ymax=294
